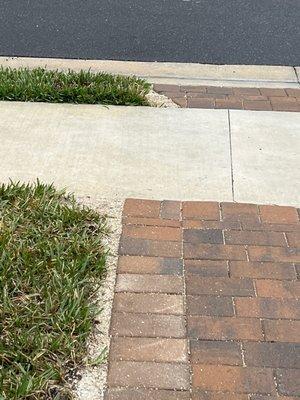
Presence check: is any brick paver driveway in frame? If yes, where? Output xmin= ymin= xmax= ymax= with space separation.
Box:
xmin=105 ymin=199 xmax=300 ymax=399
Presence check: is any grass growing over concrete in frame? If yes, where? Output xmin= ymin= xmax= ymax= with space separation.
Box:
xmin=0 ymin=67 xmax=150 ymax=105
xmin=0 ymin=181 xmax=108 ymax=399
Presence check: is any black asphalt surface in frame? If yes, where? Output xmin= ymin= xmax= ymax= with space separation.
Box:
xmin=1 ymin=0 xmax=300 ymax=66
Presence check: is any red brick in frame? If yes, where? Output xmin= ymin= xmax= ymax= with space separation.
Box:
xmin=263 ymin=319 xmax=300 ymax=343
xmin=235 ymin=297 xmax=300 ymax=319
xmin=153 ymin=84 xmax=181 ymax=92
xmin=184 ymin=229 xmax=223 ymax=244
xmin=123 ymin=216 xmax=181 ymax=227
xmin=110 ymin=337 xmax=187 ymax=362
xmin=243 ymin=100 xmax=272 ymax=110
xmin=192 ymin=365 xmax=275 ymax=394
xmin=118 ymin=256 xmax=183 ymax=275
xmin=116 ymin=273 xmax=183 ymax=294
xmin=187 ymin=295 xmax=234 ymax=316
xmin=110 ymin=312 xmax=186 ymax=338
xmin=105 ymin=388 xmax=190 ymax=400
xmin=248 ymin=245 xmax=300 ymax=263
xmin=180 ymin=85 xmax=207 ymax=93
xmin=190 ymin=339 xmax=242 ymax=365
xmin=182 ymin=202 xmax=220 ymax=220
xmin=186 ymin=276 xmax=254 ymax=296
xmin=230 ymin=261 xmax=296 ymax=280
xmin=233 ymin=87 xmax=261 ymax=96
xmin=187 ymin=316 xmax=263 ymax=340
xmin=183 ymin=219 xmax=241 ymax=229
xmin=122 ymin=225 xmax=181 ymax=241
xmin=119 ymin=237 xmax=181 ymax=258
xmin=221 ymin=202 xmax=260 ymax=223
xmin=286 ymin=232 xmax=300 ymax=247
xmin=286 ymin=88 xmax=300 ymax=97
xmin=187 ymin=98 xmax=215 ymax=108
xmin=187 ymin=92 xmax=226 ymax=99
xmin=276 ymin=369 xmax=300 ymax=397
xmin=255 ymin=279 xmax=300 ymax=298
xmin=206 ymin=86 xmax=234 ymax=95
xmin=241 ymin=221 xmax=300 ymax=232
xmin=123 ymin=199 xmax=161 ymax=218
xmin=243 ymin=342 xmax=300 ymax=368
xmin=224 ymin=230 xmax=285 ymax=246
xmin=250 ymin=396 xmax=299 ymax=400
xmin=113 ymin=292 xmax=184 ymax=315
xmin=185 ymin=259 xmax=228 ymax=277
xmin=160 ymin=200 xmax=181 ymax=220
xmin=215 ymin=99 xmax=243 ymax=109
xmin=184 ymin=243 xmax=247 ymax=260
xmin=108 ymin=361 xmax=189 ymax=390
xmin=192 ymin=392 xmax=248 ymax=400
xmin=259 ymin=205 xmax=299 ymax=224
xmin=260 ymin=88 xmax=287 ymax=97
xmin=270 ymin=96 xmax=297 ymax=103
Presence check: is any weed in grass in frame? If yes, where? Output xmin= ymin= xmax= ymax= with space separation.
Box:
xmin=0 ymin=181 xmax=108 ymax=399
xmin=0 ymin=67 xmax=151 ymax=106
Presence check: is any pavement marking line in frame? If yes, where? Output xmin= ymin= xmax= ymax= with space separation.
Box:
xmin=1 ymin=56 xmax=299 ymax=89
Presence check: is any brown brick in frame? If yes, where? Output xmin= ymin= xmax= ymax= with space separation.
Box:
xmin=233 ymin=87 xmax=261 ymax=96
xmin=241 ymin=221 xmax=300 ymax=232
xmin=123 ymin=199 xmax=161 ymax=218
xmin=243 ymin=342 xmax=300 ymax=368
xmin=286 ymin=232 xmax=300 ymax=247
xmin=192 ymin=392 xmax=248 ymax=400
xmin=184 ymin=229 xmax=223 ymax=244
xmin=113 ymin=292 xmax=184 ymax=315
xmin=118 ymin=256 xmax=183 ymax=275
xmin=192 ymin=365 xmax=275 ymax=394
xmin=276 ymin=369 xmax=300 ymax=397
xmin=235 ymin=297 xmax=300 ymax=319
xmin=260 ymin=88 xmax=287 ymax=97
xmin=110 ymin=312 xmax=186 ymax=338
xmin=215 ymin=99 xmax=243 ymax=109
xmin=271 ymin=100 xmax=300 ymax=111
xmin=186 ymin=276 xmax=254 ymax=296
xmin=182 ymin=202 xmax=220 ymax=220
xmin=187 ymin=316 xmax=263 ymax=340
xmin=160 ymin=200 xmax=181 ymax=220
xmin=180 ymin=85 xmax=207 ymax=93
xmin=255 ymin=279 xmax=300 ymax=298
xmin=286 ymin=88 xmax=300 ymax=97
xmin=122 ymin=225 xmax=181 ymax=242
xmin=250 ymin=396 xmax=299 ymax=400
xmin=248 ymin=245 xmax=300 ymax=263
xmin=116 ymin=273 xmax=183 ymax=294
xmin=105 ymin=388 xmax=190 ymax=400
xmin=259 ymin=205 xmax=299 ymax=224
xmin=108 ymin=361 xmax=189 ymax=390
xmin=172 ymin=97 xmax=187 ymax=107
xmin=184 ymin=243 xmax=247 ymax=260
xmin=236 ymin=95 xmax=268 ymax=101
xmin=185 ymin=259 xmax=228 ymax=277
xmin=119 ymin=237 xmax=181 ymax=258
xmin=224 ymin=230 xmax=285 ymax=246
xmin=230 ymin=261 xmax=296 ymax=280
xmin=187 ymin=295 xmax=234 ymax=316
xmin=123 ymin=216 xmax=181 ymax=227
xmin=187 ymin=98 xmax=215 ymax=108
xmin=206 ymin=86 xmax=234 ymax=95
xmin=263 ymin=319 xmax=300 ymax=343
xmin=190 ymin=339 xmax=242 ymax=365
xmin=153 ymin=84 xmax=181 ymax=92
xmin=110 ymin=337 xmax=188 ymax=363
xmin=187 ymin=92 xmax=226 ymax=99
xmin=221 ymin=202 xmax=260 ymax=223
xmin=243 ymin=100 xmax=272 ymax=110
xmin=183 ymin=219 xmax=241 ymax=229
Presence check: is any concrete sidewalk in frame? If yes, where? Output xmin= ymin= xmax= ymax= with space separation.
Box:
xmin=0 ymin=101 xmax=299 ymax=206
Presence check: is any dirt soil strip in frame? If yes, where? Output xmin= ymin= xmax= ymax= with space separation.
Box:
xmin=105 ymin=198 xmax=300 ymax=399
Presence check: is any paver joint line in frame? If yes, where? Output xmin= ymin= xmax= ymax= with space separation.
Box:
xmin=106 ymin=199 xmax=300 ymax=399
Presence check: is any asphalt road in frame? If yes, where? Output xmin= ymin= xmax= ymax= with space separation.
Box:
xmin=1 ymin=0 xmax=299 ymax=65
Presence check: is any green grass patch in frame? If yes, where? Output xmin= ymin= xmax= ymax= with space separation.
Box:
xmin=0 ymin=181 xmax=108 ymax=399
xmin=0 ymin=67 xmax=151 ymax=105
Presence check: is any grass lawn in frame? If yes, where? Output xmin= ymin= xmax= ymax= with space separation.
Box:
xmin=0 ymin=67 xmax=150 ymax=106
xmin=0 ymin=181 xmax=108 ymax=399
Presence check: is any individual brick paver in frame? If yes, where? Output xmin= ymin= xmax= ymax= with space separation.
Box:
xmin=105 ymin=198 xmax=300 ymax=400
xmin=153 ymin=84 xmax=300 ymax=112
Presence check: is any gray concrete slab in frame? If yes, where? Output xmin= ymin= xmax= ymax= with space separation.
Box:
xmin=0 ymin=102 xmax=232 ymax=201
xmin=230 ymin=110 xmax=300 ymax=207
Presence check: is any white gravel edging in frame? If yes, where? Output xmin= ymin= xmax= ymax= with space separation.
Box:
xmin=146 ymin=89 xmax=179 ymax=108
xmin=74 ymin=197 xmax=124 ymax=400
